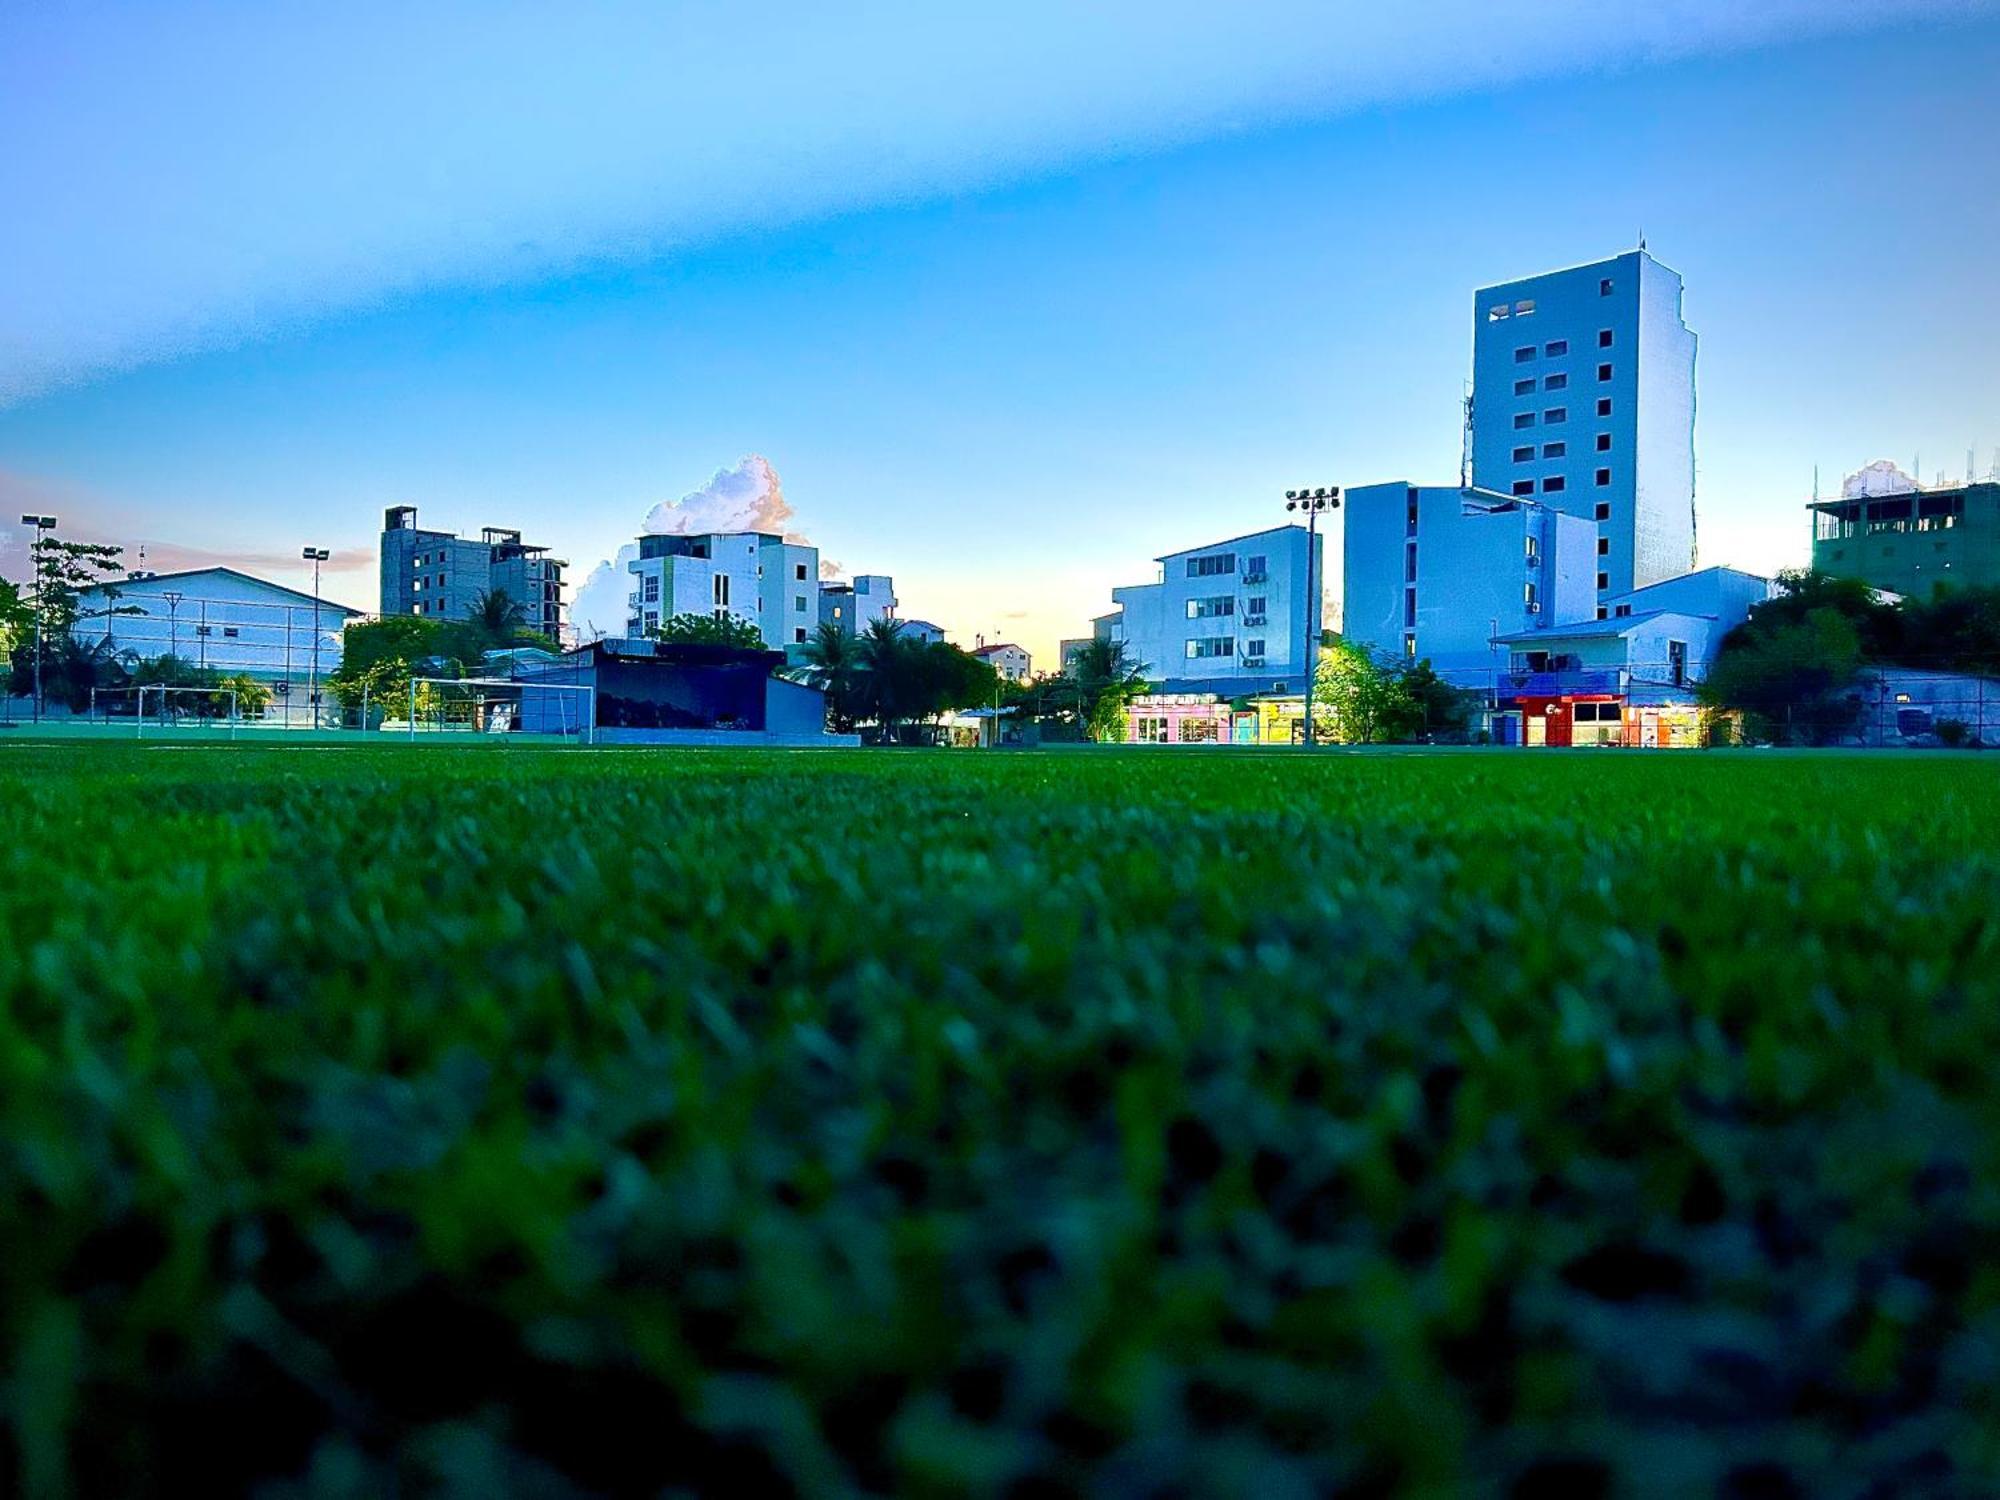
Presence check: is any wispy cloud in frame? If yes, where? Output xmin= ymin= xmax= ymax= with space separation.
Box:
xmin=0 ymin=468 xmax=370 ymax=583
xmin=2 ymin=0 xmax=1986 ymax=402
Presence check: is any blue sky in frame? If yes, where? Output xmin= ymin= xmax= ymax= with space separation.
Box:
xmin=3 ymin=1 xmax=1997 ymax=660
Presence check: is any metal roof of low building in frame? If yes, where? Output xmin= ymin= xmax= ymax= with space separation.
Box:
xmin=78 ymin=566 xmax=364 ymax=615
xmin=1491 ymin=609 xmax=1693 ymax=644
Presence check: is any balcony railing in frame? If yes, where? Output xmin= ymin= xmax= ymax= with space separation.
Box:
xmin=1496 ymin=668 xmax=1625 ymax=699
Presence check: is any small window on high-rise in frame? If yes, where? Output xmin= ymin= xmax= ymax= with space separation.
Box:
xmin=1513 ymin=445 xmax=1535 ymax=463
xmin=1514 ymin=299 xmax=1536 ymax=316
xmin=1597 ymin=606 xmax=1609 ymax=620
xmin=1543 ymin=476 xmax=1566 ymax=494
xmin=1597 ymin=397 xmax=1613 ymax=417
xmin=1543 ymin=407 xmax=1567 ymax=424
xmin=1596 ymin=469 xmax=1612 ymax=488
xmin=1596 ymin=433 xmax=1613 ymax=452
xmin=1615 ymin=603 xmax=1633 ymax=617
xmin=1597 ymin=363 xmax=1613 ymax=382
xmin=1544 ymin=373 xmax=1568 ymax=392
xmin=1598 ymin=329 xmax=1614 ymax=348
xmin=1597 ymin=536 xmax=1610 ymax=555
xmin=1514 ymin=378 xmax=1536 ymax=396
xmin=1594 ymin=501 xmax=1611 ymax=520
xmin=1599 ymin=277 xmax=1614 ymax=296
xmin=1514 ymin=413 xmax=1536 ymax=430
xmin=1512 ymin=480 xmax=1535 ymax=496
xmin=1488 ymin=305 xmax=1511 ymax=322
xmin=1597 ymin=572 xmax=1610 ymax=591
xmin=1543 ymin=442 xmax=1566 ymax=459
xmin=1545 ymin=340 xmax=1568 ymax=357
xmin=1514 ymin=346 xmax=1535 ymax=363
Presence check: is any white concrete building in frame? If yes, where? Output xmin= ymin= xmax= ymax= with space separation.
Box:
xmin=1096 ymin=524 xmax=1324 ymax=695
xmin=625 ymin=531 xmax=819 ymax=649
xmin=973 ymin=643 xmax=1032 ymax=682
xmin=819 ymin=575 xmax=899 ymax=636
xmin=71 ymin=567 xmax=361 ymax=684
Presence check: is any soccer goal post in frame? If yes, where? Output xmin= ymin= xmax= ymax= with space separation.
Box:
xmin=134 ymin=684 xmax=240 ymax=740
xmin=406 ymin=677 xmax=596 ymax=745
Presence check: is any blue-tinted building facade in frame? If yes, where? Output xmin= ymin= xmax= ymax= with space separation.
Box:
xmin=1341 ymin=482 xmax=1595 ymax=686
xmin=1470 ymin=250 xmax=1696 ymax=601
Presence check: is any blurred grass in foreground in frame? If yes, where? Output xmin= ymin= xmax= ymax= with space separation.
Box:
xmin=3 ymin=744 xmax=1999 ymax=1498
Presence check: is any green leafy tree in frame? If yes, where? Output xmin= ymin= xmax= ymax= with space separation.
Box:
xmin=337 ymin=615 xmax=442 ymax=676
xmin=330 ymin=656 xmax=414 ymax=722
xmin=1312 ymin=639 xmax=1418 ymax=744
xmin=907 ymin=641 xmax=1003 ymax=728
xmin=1700 ymin=607 xmax=1865 ymax=745
xmin=1896 ymin=584 xmax=2000 ymax=676
xmin=1397 ymin=658 xmax=1481 ymax=742
xmin=9 ymin=537 xmax=134 ymax=703
xmin=653 ymin=612 xmax=767 ymax=649
xmin=0 ymin=577 xmax=26 ymax=660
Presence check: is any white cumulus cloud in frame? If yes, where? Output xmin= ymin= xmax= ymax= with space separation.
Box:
xmin=570 ymin=455 xmax=804 ymax=641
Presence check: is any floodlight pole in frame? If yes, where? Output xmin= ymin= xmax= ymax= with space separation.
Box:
xmin=1283 ymin=487 xmax=1339 ymax=747
xmin=303 ymin=547 xmax=330 ymax=729
xmin=21 ymin=514 xmax=56 ymax=721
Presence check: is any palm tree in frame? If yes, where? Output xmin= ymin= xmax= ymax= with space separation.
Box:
xmin=799 ymin=622 xmax=863 ymax=731
xmin=1067 ymin=638 xmax=1150 ymax=741
xmin=856 ymin=618 xmax=914 ymax=742
xmin=467 ymin=588 xmax=527 ymax=647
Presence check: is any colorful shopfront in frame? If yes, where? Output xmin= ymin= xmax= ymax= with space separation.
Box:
xmin=1125 ymin=693 xmax=1306 ymax=746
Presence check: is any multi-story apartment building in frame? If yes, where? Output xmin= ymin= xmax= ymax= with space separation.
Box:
xmin=818 ymin=575 xmax=898 ymax=636
xmin=1341 ymin=482 xmax=1596 ymax=685
xmin=624 ymin=531 xmax=820 ymax=649
xmin=1809 ymin=479 xmax=2000 ymax=595
xmin=379 ymin=506 xmax=566 ymax=639
xmin=972 ymin=643 xmax=1032 ymax=682
xmin=1098 ymin=524 xmax=1323 ymax=694
xmin=1470 ymin=249 xmax=1697 ymax=601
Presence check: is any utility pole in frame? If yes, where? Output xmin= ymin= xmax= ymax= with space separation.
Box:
xmin=162 ymin=591 xmax=184 ymax=671
xmin=20 ymin=514 xmax=57 ymax=721
xmin=1283 ymin=487 xmax=1339 ymax=747
xmin=303 ymin=547 xmax=330 ymax=728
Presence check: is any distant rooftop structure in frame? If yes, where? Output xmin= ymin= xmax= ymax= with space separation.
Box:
xmin=380 ymin=506 xmax=567 ymax=641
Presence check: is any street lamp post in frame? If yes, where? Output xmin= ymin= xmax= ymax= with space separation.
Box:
xmin=1283 ymin=487 xmax=1340 ymax=747
xmin=302 ymin=547 xmax=330 ymax=728
xmin=19 ymin=514 xmax=57 ymax=721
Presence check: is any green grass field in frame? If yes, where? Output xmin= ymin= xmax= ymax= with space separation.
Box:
xmin=4 ymin=743 xmax=2000 ymax=1498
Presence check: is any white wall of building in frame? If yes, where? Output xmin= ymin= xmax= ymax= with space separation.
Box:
xmin=72 ymin=568 xmax=357 ymax=682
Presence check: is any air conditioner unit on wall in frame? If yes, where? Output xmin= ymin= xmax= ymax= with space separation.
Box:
xmin=1526 ymin=602 xmax=1542 ymax=614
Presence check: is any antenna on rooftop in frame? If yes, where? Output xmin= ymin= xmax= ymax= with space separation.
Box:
xmin=1812 ymin=465 xmax=1819 ymax=502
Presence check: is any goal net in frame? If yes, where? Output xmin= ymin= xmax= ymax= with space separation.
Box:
xmin=404 ymin=677 xmax=596 ymax=744
xmin=132 ymin=684 xmax=242 ymax=738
